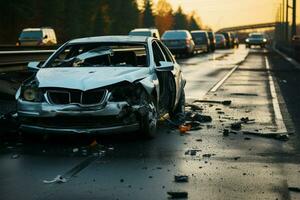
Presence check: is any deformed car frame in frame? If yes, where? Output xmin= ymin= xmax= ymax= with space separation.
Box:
xmin=16 ymin=36 xmax=186 ymax=138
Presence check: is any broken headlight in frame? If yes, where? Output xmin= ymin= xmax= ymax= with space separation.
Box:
xmin=109 ymin=83 xmax=142 ymax=104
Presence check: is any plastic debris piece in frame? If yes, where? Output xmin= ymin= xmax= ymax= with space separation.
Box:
xmin=223 ymin=129 xmax=229 ymax=136
xmin=167 ymin=191 xmax=188 ymax=199
xmin=43 ymin=175 xmax=67 ymax=184
xmin=179 ymin=125 xmax=189 ymax=134
xmin=193 ymin=100 xmax=232 ymax=106
xmin=174 ymin=175 xmax=189 ymax=183
xmin=288 ymin=187 xmax=300 ymax=192
xmin=231 ymin=122 xmax=242 ymax=130
xmin=72 ymin=148 xmax=79 ymax=153
xmin=89 ymin=140 xmax=98 ymax=147
xmin=11 ymin=154 xmax=20 ymax=159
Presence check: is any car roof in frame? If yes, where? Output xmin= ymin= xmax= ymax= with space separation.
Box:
xmin=131 ymin=28 xmax=157 ymax=32
xmin=191 ymin=30 xmax=207 ymax=33
xmin=69 ymin=35 xmax=149 ymax=44
xmin=22 ymin=28 xmax=53 ymax=31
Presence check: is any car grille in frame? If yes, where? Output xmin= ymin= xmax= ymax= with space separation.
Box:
xmin=46 ymin=89 xmax=107 ymax=105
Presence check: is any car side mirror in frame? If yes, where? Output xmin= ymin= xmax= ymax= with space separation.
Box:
xmin=27 ymin=61 xmax=41 ymax=72
xmin=156 ymin=61 xmax=174 ymax=71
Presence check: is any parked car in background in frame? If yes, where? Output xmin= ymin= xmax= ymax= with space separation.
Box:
xmin=207 ymin=31 xmax=216 ymax=52
xmin=215 ymin=34 xmax=227 ymax=49
xmin=220 ymin=32 xmax=233 ymax=49
xmin=230 ymin=32 xmax=239 ymax=48
xmin=191 ymin=30 xmax=210 ymax=53
xmin=161 ymin=30 xmax=195 ymax=57
xmin=129 ymin=28 xmax=160 ymax=40
xmin=245 ymin=33 xmax=268 ymax=48
xmin=292 ymin=35 xmax=300 ymax=51
xmin=16 ymin=36 xmax=186 ymax=138
xmin=17 ymin=27 xmax=57 ymax=46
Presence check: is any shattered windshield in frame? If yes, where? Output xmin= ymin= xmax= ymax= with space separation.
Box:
xmin=46 ymin=43 xmax=148 ymax=68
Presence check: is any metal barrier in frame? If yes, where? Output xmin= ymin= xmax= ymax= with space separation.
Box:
xmin=0 ymin=49 xmax=55 ymax=67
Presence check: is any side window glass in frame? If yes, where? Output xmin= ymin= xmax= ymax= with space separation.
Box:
xmin=157 ymin=41 xmax=173 ymax=63
xmin=152 ymin=41 xmax=165 ymax=66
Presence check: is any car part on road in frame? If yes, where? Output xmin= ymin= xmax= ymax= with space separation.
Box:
xmin=174 ymin=175 xmax=189 ymax=183
xmin=43 ymin=175 xmax=67 ymax=184
xmin=167 ymin=191 xmax=188 ymax=199
xmin=243 ymin=131 xmax=289 ymax=141
xmin=193 ymin=99 xmax=232 ymax=106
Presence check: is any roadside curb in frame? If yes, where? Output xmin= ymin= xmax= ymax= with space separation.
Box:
xmin=273 ymin=47 xmax=300 ymax=69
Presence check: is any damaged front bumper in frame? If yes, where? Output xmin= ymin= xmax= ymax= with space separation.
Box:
xmin=17 ymin=99 xmax=142 ymax=134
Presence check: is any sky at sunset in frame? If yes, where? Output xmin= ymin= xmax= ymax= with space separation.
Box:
xmin=151 ymin=0 xmax=299 ymax=31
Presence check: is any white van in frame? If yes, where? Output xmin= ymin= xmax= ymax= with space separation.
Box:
xmin=129 ymin=28 xmax=160 ymax=40
xmin=17 ymin=28 xmax=57 ymax=46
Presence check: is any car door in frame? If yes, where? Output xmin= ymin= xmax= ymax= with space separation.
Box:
xmin=151 ymin=40 xmax=177 ymax=112
xmin=158 ymin=40 xmax=184 ymax=107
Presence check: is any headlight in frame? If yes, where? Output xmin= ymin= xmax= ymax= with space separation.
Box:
xmin=109 ymin=83 xmax=142 ymax=104
xmin=245 ymin=38 xmax=249 ymax=42
xmin=22 ymin=87 xmax=43 ymax=102
xmin=263 ymin=39 xmax=267 ymax=42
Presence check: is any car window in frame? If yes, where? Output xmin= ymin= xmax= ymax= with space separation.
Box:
xmin=129 ymin=31 xmax=152 ymax=37
xmin=157 ymin=41 xmax=174 ymax=63
xmin=45 ymin=43 xmax=148 ymax=68
xmin=20 ymin=30 xmax=42 ymax=39
xmin=152 ymin=41 xmax=166 ymax=66
xmin=162 ymin=31 xmax=188 ymax=40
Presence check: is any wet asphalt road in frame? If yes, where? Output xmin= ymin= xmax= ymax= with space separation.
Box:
xmin=0 ymin=46 xmax=300 ymax=200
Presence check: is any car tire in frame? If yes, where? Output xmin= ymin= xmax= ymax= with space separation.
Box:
xmin=169 ymin=89 xmax=185 ymax=121
xmin=140 ymin=95 xmax=158 ymax=139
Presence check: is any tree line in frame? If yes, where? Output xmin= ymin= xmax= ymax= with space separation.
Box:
xmin=0 ymin=0 xmax=203 ymax=44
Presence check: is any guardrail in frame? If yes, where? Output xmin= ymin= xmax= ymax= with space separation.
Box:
xmin=0 ymin=45 xmax=60 ymax=51
xmin=0 ymin=49 xmax=56 ymax=68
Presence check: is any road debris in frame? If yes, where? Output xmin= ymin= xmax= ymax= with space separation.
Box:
xmin=243 ymin=131 xmax=289 ymax=141
xmin=193 ymin=99 xmax=232 ymax=106
xmin=202 ymin=153 xmax=215 ymax=158
xmin=72 ymin=148 xmax=79 ymax=153
xmin=231 ymin=122 xmax=242 ymax=130
xmin=223 ymin=129 xmax=230 ymax=136
xmin=288 ymin=187 xmax=300 ymax=192
xmin=185 ymin=149 xmax=201 ymax=156
xmin=174 ymin=175 xmax=189 ymax=183
xmin=11 ymin=154 xmax=20 ymax=159
xmin=43 ymin=175 xmax=67 ymax=184
xmin=185 ymin=103 xmax=203 ymax=111
xmin=186 ymin=113 xmax=212 ymax=123
xmin=167 ymin=191 xmax=188 ymax=199
xmin=233 ymin=157 xmax=241 ymax=161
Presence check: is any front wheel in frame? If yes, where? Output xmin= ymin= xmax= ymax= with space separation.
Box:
xmin=169 ymin=89 xmax=185 ymax=121
xmin=140 ymin=94 xmax=158 ymax=139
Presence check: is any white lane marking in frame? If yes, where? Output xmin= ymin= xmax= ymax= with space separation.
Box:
xmin=273 ymin=47 xmax=300 ymax=69
xmin=209 ymin=65 xmax=239 ymax=92
xmin=265 ymin=56 xmax=287 ymax=132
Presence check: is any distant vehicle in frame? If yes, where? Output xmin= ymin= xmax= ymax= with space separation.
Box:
xmin=191 ymin=30 xmax=210 ymax=53
xmin=17 ymin=28 xmax=57 ymax=46
xmin=292 ymin=35 xmax=300 ymax=51
xmin=207 ymin=31 xmax=216 ymax=52
xmin=220 ymin=32 xmax=233 ymax=49
xmin=215 ymin=34 xmax=226 ymax=49
xmin=129 ymin=28 xmax=160 ymax=40
xmin=230 ymin=32 xmax=239 ymax=48
xmin=16 ymin=36 xmax=186 ymax=138
xmin=245 ymin=33 xmax=268 ymax=48
xmin=161 ymin=30 xmax=195 ymax=57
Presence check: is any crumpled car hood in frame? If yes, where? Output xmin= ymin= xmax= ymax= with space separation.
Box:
xmin=36 ymin=67 xmax=151 ymax=91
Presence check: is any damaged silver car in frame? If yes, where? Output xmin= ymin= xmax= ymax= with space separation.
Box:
xmin=16 ymin=36 xmax=186 ymax=138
